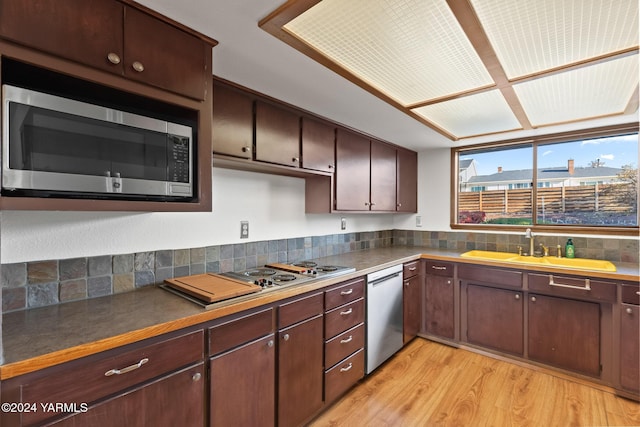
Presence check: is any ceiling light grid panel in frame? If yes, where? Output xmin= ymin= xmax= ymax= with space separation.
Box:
xmin=412 ymin=89 xmax=521 ymax=138
xmin=513 ymin=55 xmax=640 ymax=127
xmin=283 ymin=0 xmax=494 ymax=106
xmin=469 ymin=0 xmax=640 ymax=79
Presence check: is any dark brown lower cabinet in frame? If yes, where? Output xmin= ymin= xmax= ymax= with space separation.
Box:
xmin=403 ymin=274 xmax=422 ymax=343
xmin=620 ymin=303 xmax=639 ymax=392
xmin=425 ymin=274 xmax=455 ymax=339
xmin=210 ymin=335 xmax=276 ymax=427
xmin=52 ymin=363 xmax=205 ymax=427
xmin=466 ymin=285 xmax=524 ymax=356
xmin=278 ymin=314 xmax=324 ymax=427
xmin=528 ymin=294 xmax=600 ymax=377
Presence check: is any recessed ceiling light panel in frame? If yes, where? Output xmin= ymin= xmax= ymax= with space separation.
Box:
xmin=513 ymin=55 xmax=639 ymax=127
xmin=470 ymin=0 xmax=639 ymax=79
xmin=284 ymin=0 xmax=494 ymax=106
xmin=412 ymin=90 xmax=522 ymax=138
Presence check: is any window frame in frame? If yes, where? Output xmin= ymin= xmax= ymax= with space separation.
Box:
xmin=451 ymin=123 xmax=640 ymax=236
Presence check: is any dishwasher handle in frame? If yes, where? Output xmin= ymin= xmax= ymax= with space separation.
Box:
xmin=368 ymin=272 xmax=402 ymax=287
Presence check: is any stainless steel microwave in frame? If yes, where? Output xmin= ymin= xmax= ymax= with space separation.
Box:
xmin=2 ymin=84 xmax=193 ymax=201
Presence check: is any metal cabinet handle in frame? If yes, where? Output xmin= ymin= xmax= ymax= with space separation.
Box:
xmin=370 ymin=202 xmax=376 ymax=206
xmin=268 ymin=340 xmax=274 ymax=347
xmin=340 ymin=363 xmax=353 ymax=372
xmin=364 ymin=202 xmax=370 ymax=206
xmin=548 ymin=275 xmax=591 ymax=291
xmin=431 ymin=266 xmax=447 ymax=270
xmin=515 ymin=294 xmax=520 ymax=300
xmin=105 ymin=358 xmax=148 ymax=376
xmin=340 ymin=335 xmax=354 ymax=344
xmin=292 ymin=157 xmax=299 ymax=163
xmin=132 ymin=61 xmax=144 ymax=72
xmin=397 ymin=203 xmax=402 ymax=208
xmin=328 ymin=164 xmax=334 ymax=169
xmin=446 ymin=279 xmax=452 ymax=285
xmin=531 ymin=296 xmax=537 ymax=302
xmin=340 ymin=289 xmax=353 ymax=295
xmin=107 ymin=52 xmax=121 ymax=64
xmin=283 ymin=334 xmax=290 ymax=341
xmin=636 ymin=291 xmax=640 ymax=296
xmin=340 ymin=308 xmax=353 ymax=316
xmin=241 ymin=146 xmax=251 ymax=153
xmin=192 ymin=372 xmax=202 ymax=382
xmin=626 ymin=308 xmax=634 ymax=314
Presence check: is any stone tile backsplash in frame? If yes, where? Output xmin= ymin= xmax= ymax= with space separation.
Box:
xmin=2 ymin=229 xmax=636 ymax=313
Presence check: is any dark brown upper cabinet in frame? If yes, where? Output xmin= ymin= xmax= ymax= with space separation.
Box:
xmin=397 ymin=148 xmax=418 ymax=212
xmin=335 ymin=129 xmax=371 ymax=211
xmin=370 ymin=139 xmax=397 ymax=211
xmin=0 ymin=0 xmax=209 ymax=100
xmin=301 ymin=117 xmax=335 ymax=173
xmin=212 ymin=82 xmax=254 ymax=159
xmin=255 ymin=101 xmax=301 ymax=168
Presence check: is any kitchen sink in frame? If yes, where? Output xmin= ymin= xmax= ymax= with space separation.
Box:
xmin=460 ymin=250 xmax=617 ymax=272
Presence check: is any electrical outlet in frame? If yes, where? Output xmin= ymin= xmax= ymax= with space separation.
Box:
xmin=416 ymin=216 xmax=422 ymax=227
xmin=240 ymin=221 xmax=249 ymax=239
xmin=341 ymin=217 xmax=347 ymax=230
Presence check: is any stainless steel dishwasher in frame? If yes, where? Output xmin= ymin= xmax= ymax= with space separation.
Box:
xmin=366 ymin=264 xmax=404 ymax=374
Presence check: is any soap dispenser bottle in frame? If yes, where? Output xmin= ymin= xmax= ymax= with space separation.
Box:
xmin=565 ymin=238 xmax=575 ymax=258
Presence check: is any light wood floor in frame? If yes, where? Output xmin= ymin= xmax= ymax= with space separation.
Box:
xmin=310 ymin=338 xmax=640 ymax=427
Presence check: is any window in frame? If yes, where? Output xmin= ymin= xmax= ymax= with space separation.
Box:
xmin=453 ymin=126 xmax=639 ymax=233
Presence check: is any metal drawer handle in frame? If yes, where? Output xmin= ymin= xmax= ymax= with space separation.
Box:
xmin=340 ymin=289 xmax=354 ymax=295
xmin=408 ymin=267 xmax=417 ymax=271
xmin=548 ymin=275 xmax=591 ymax=291
xmin=626 ymin=308 xmax=634 ymax=315
xmin=340 ymin=335 xmax=354 ymax=344
xmin=431 ymin=266 xmax=447 ymax=270
xmin=132 ymin=61 xmax=144 ymax=73
xmin=636 ymin=291 xmax=640 ymax=296
xmin=105 ymin=358 xmax=148 ymax=376
xmin=340 ymin=363 xmax=353 ymax=372
xmin=340 ymin=308 xmax=353 ymax=316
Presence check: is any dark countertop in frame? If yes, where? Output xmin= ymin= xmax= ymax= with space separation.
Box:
xmin=2 ymin=246 xmax=638 ymax=379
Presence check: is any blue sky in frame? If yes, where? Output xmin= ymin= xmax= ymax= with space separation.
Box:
xmin=462 ymin=134 xmax=639 ymax=176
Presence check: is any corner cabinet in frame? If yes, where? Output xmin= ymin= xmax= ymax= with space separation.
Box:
xmin=423 ymin=261 xmax=455 ymax=341
xmin=620 ymin=283 xmax=640 ymax=394
xmin=396 ymin=148 xmax=418 ymax=212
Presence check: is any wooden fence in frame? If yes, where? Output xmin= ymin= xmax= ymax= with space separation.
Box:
xmin=459 ymin=183 xmax=635 ymax=216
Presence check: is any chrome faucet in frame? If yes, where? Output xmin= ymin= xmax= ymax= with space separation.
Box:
xmin=525 ymin=228 xmax=534 ymax=256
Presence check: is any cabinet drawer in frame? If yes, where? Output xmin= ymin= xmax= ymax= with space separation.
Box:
xmin=279 ymin=292 xmax=324 ymax=328
xmin=16 ymin=330 xmax=203 ymax=425
xmin=325 ymin=298 xmax=365 ymax=339
xmin=426 ymin=261 xmax=453 ymax=277
xmin=325 ymin=278 xmax=365 ymax=311
xmin=621 ymin=284 xmax=640 ymax=305
xmin=325 ymin=323 xmax=365 ymax=368
xmin=528 ymin=273 xmax=616 ymax=303
xmin=324 ymin=349 xmax=365 ymax=404
xmin=209 ymin=307 xmax=274 ymax=355
xmin=459 ymin=264 xmax=522 ymax=288
xmin=403 ymin=260 xmax=421 ymax=279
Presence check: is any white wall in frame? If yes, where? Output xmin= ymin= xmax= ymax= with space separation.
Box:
xmin=0 ymin=168 xmax=395 ymax=264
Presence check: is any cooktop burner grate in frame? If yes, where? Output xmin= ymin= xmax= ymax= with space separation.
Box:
xmin=294 ymin=261 xmax=317 ymax=268
xmin=316 ymin=265 xmax=338 ymax=272
xmin=272 ymin=274 xmax=297 ymax=282
xmin=244 ymin=268 xmax=277 ymax=277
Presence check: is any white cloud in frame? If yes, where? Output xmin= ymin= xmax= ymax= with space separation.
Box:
xmin=600 ymin=153 xmax=614 ymax=160
xmin=542 ymin=150 xmax=553 ymax=156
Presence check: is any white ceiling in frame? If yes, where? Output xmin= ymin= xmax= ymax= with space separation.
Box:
xmin=134 ymin=0 xmax=639 ymax=151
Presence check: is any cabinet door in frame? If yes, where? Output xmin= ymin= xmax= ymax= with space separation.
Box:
xmin=620 ymin=303 xmax=640 ymax=392
xmin=0 ymin=0 xmax=124 ymax=73
xmin=335 ymin=129 xmax=370 ymax=210
xmin=528 ymin=294 xmax=600 ymax=377
xmin=397 ymin=148 xmax=418 ymax=212
xmin=278 ymin=315 xmax=324 ymax=427
xmin=212 ymin=83 xmax=254 ymax=159
xmin=466 ymin=285 xmax=524 ymax=355
xmin=403 ymin=275 xmax=422 ymax=343
xmin=255 ymin=101 xmax=301 ymax=167
xmin=124 ymin=7 xmax=208 ymax=100
xmin=370 ymin=140 xmax=397 ymax=211
xmin=425 ymin=275 xmax=455 ymax=339
xmin=210 ymin=335 xmax=276 ymax=427
xmin=52 ymin=364 xmax=205 ymax=427
xmin=301 ymin=117 xmax=335 ymax=172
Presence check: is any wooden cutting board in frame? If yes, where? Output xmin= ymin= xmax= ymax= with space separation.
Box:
xmin=164 ymin=273 xmax=261 ymax=303
xmin=265 ymin=263 xmax=309 ymax=273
